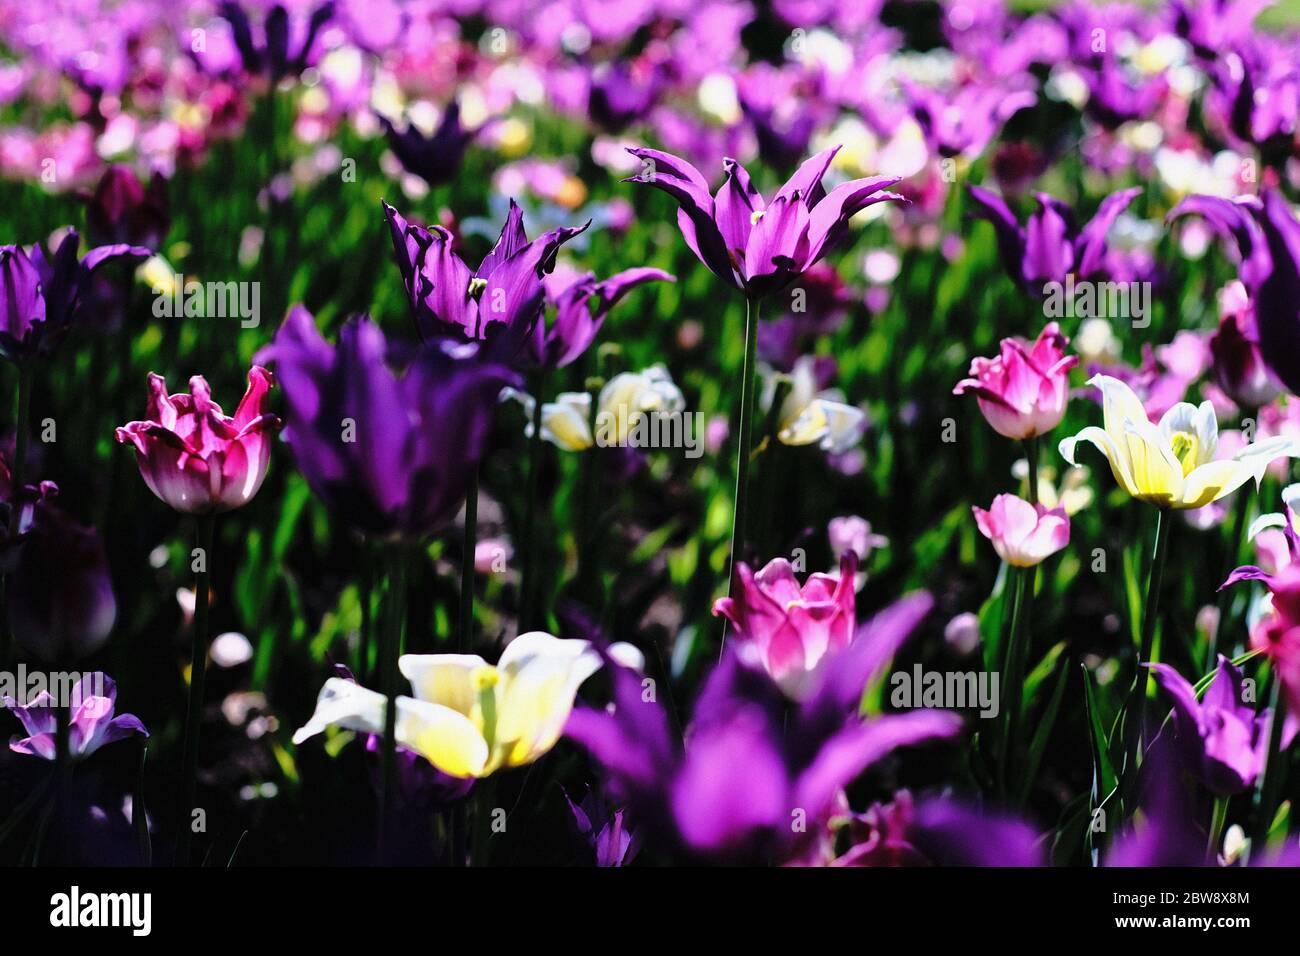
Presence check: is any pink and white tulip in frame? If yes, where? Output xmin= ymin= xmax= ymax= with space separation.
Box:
xmin=116 ymin=366 xmax=281 ymax=514
xmin=712 ymin=553 xmax=858 ymax=699
xmin=954 ymin=323 xmax=1077 ymax=439
xmin=972 ymin=494 xmax=1070 ymax=567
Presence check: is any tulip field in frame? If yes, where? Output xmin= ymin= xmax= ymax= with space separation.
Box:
xmin=4 ymin=0 xmax=1300 ymax=896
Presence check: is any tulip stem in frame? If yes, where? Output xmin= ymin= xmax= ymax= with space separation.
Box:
xmin=996 ymin=566 xmax=1029 ymax=799
xmin=378 ymin=547 xmax=408 ymax=860
xmin=459 ymin=469 xmax=479 ymax=652
xmin=520 ymin=373 xmax=545 ymax=629
xmin=1207 ymin=795 xmax=1229 ymax=861
xmin=1251 ymin=679 xmax=1288 ymax=850
xmin=1127 ymin=507 xmax=1171 ymax=788
xmin=1 ymin=362 xmax=34 ymax=665
xmin=177 ymin=511 xmax=215 ymax=866
xmin=1023 ymin=436 xmax=1039 ymax=506
xmin=1209 ymin=477 xmax=1253 ymax=669
xmin=725 ymin=296 xmax=760 ymax=597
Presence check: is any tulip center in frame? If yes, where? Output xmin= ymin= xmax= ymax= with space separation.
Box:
xmin=472 ymin=665 xmax=499 ymax=746
xmin=1169 ymin=430 xmax=1200 ymax=476
xmin=467 ymin=277 xmax=488 ymax=301
xmin=750 ymin=209 xmax=766 ymax=225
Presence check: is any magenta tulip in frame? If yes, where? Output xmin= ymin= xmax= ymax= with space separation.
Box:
xmin=712 ymin=552 xmax=858 ymax=699
xmin=954 ymin=322 xmax=1077 ymax=439
xmin=116 ymin=366 xmax=281 ymax=514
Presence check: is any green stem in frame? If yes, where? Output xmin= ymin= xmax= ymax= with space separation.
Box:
xmin=725 ymin=296 xmax=760 ymax=593
xmin=1128 ymin=508 xmax=1171 ymax=784
xmin=459 ymin=469 xmax=478 ymax=652
xmin=358 ymin=538 xmax=372 ymax=681
xmin=1207 ymin=795 xmax=1229 ymax=861
xmin=1024 ymin=435 xmax=1040 ymax=506
xmin=1251 ymin=679 xmax=1288 ymax=849
xmin=1 ymin=363 xmax=34 ymax=665
xmin=520 ymin=373 xmax=545 ymax=629
xmin=177 ymin=512 xmax=215 ymax=866
xmin=1210 ymin=475 xmax=1253 ymax=669
xmin=378 ymin=547 xmax=408 ymax=859
xmin=996 ymin=566 xmax=1028 ymax=798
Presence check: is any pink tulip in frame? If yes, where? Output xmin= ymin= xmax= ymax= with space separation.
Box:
xmin=712 ymin=553 xmax=857 ymax=699
xmin=116 ymin=367 xmax=281 ymax=514
xmin=954 ymin=323 xmax=1078 ymax=439
xmin=972 ymin=494 xmax=1070 ymax=567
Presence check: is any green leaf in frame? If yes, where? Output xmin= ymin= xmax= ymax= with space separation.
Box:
xmin=1082 ymin=663 xmax=1118 ymax=801
xmin=1020 ymin=657 xmax=1070 ymax=804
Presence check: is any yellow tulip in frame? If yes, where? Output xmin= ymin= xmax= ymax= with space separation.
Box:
xmin=1059 ymin=375 xmax=1295 ymax=510
xmin=293 ymin=632 xmax=643 ymax=778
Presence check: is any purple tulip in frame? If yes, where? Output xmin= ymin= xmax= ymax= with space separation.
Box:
xmin=968 ymin=185 xmax=1141 ymax=290
xmin=1173 ymin=0 xmax=1274 ymax=60
xmin=530 ymin=267 xmax=674 ymax=370
xmin=565 ymin=592 xmax=962 ymax=862
xmin=380 ymin=102 xmax=487 ymax=188
xmin=834 ymin=791 xmax=1044 ymax=867
xmin=84 ymin=165 xmax=170 ymax=250
xmin=564 ymin=788 xmax=641 ymax=867
xmin=4 ymin=673 xmax=146 ymax=761
xmin=588 ymin=61 xmax=661 ymax=133
xmin=255 ymin=306 xmax=519 ymax=540
xmin=1168 ymin=190 xmax=1300 ymax=395
xmin=1146 ymin=656 xmax=1270 ymax=795
xmin=383 ymin=200 xmax=589 ymax=354
xmin=1209 ymin=282 xmax=1283 ymax=409
xmin=8 ymin=483 xmax=116 ymax=665
xmin=1105 ymin=737 xmax=1209 ymax=867
xmin=901 ymin=78 xmax=1034 ymax=160
xmin=0 ymin=230 xmax=150 ymax=364
xmin=217 ymin=1 xmax=335 ymax=82
xmin=1206 ymin=37 xmax=1299 ymax=156
xmin=623 ymin=145 xmax=905 ymax=298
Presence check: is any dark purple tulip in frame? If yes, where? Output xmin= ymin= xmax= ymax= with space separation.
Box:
xmin=4 ymin=673 xmax=146 ymax=761
xmin=1207 ymin=38 xmax=1299 ymax=156
xmin=1209 ymin=283 xmax=1283 ymax=409
xmin=588 ymin=61 xmax=661 ymax=134
xmin=564 ymin=788 xmax=641 ymax=867
xmin=9 ymin=484 xmax=116 ymax=665
xmin=737 ymin=66 xmax=821 ymax=172
xmin=1147 ymin=656 xmax=1269 ymax=796
xmin=1105 ymin=737 xmax=1209 ymax=867
xmin=1168 ymin=190 xmax=1300 ymax=395
xmin=968 ymin=185 xmax=1140 ymax=290
xmin=218 ymin=1 xmax=335 ymax=82
xmin=901 ymin=79 xmax=1034 ymax=160
xmin=0 ymin=231 xmax=150 ymax=364
xmin=1173 ymin=0 xmax=1274 ymax=61
xmin=1080 ymin=58 xmax=1167 ymax=130
xmin=255 ymin=306 xmax=519 ymax=540
xmin=565 ymin=592 xmax=962 ymax=862
xmin=530 ymin=267 xmax=674 ymax=370
xmin=383 ymin=200 xmax=589 ymax=355
xmin=84 ymin=165 xmax=170 ymax=250
xmin=380 ymin=102 xmax=487 ymax=188
xmin=624 ymin=146 xmax=905 ymax=299
xmin=835 ymin=791 xmax=1044 ymax=867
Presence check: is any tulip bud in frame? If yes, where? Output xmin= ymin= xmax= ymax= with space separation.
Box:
xmin=9 ymin=490 xmax=117 ymax=664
